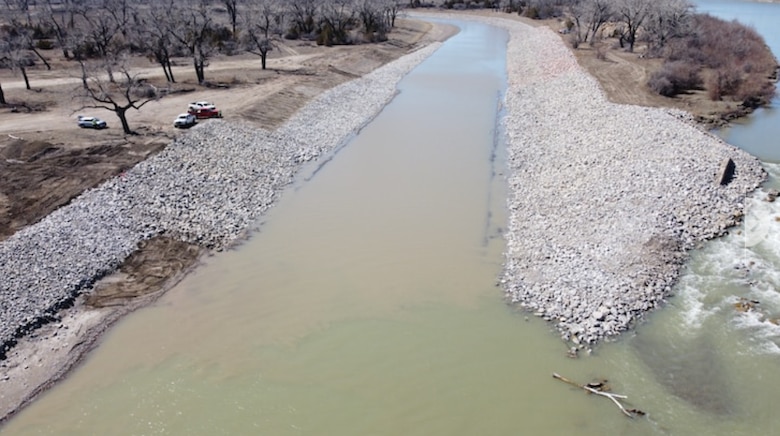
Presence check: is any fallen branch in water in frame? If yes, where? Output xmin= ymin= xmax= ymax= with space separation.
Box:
xmin=552 ymin=373 xmax=645 ymax=418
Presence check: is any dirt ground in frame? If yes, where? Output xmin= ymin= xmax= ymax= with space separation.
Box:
xmin=0 ymin=10 xmax=775 ymax=425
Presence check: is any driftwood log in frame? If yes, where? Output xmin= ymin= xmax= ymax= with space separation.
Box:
xmin=552 ymin=373 xmax=645 ymax=418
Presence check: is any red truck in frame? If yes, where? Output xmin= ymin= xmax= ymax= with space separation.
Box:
xmin=189 ymin=107 xmax=223 ymax=119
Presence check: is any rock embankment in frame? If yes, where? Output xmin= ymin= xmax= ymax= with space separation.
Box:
xmin=489 ymin=17 xmax=766 ymax=346
xmin=0 ymin=42 xmax=441 ymax=359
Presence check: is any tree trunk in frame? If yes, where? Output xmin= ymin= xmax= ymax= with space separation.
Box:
xmin=80 ymin=62 xmax=88 ymax=89
xmin=160 ymin=62 xmax=171 ymax=82
xmin=0 ymin=81 xmax=5 ymax=105
xmin=195 ymin=58 xmax=205 ymax=84
xmin=21 ymin=67 xmax=31 ymax=90
xmin=261 ymin=50 xmax=267 ymax=70
xmin=166 ymin=59 xmax=176 ymax=83
xmin=31 ymin=48 xmax=52 ymax=70
xmin=117 ymin=107 xmax=132 ymax=134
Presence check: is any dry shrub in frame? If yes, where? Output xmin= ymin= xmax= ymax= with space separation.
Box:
xmin=648 ymin=75 xmax=674 ymax=97
xmin=35 ymin=39 xmax=54 ymax=50
xmin=648 ymin=61 xmax=702 ymax=97
xmin=706 ymin=67 xmax=742 ymax=100
xmin=672 ymin=15 xmax=772 ymax=65
xmin=660 ymin=14 xmax=777 ymax=102
xmin=131 ymin=83 xmax=158 ymax=99
xmin=595 ymin=43 xmax=607 ymax=61
xmin=524 ymin=6 xmax=540 ymax=19
xmin=736 ymin=76 xmax=776 ymax=107
xmin=567 ymin=33 xmax=579 ymax=49
xmin=705 ymin=75 xmax=723 ymax=101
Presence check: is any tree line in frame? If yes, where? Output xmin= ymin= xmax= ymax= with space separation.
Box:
xmin=443 ymin=0 xmax=778 ymax=107
xmin=2 ymin=0 xmax=776 ymax=129
xmin=0 ymin=0 xmax=407 ymax=132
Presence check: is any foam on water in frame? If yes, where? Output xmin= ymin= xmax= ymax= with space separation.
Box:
xmin=676 ymin=282 xmax=718 ymax=331
xmin=729 ymin=301 xmax=780 ymax=349
xmin=675 ymin=162 xmax=780 ymax=354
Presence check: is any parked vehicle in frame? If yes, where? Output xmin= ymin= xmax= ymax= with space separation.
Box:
xmin=189 ymin=107 xmax=223 ymax=119
xmin=77 ymin=116 xmax=107 ymax=129
xmin=187 ymin=101 xmax=216 ymax=112
xmin=174 ymin=113 xmax=197 ymax=128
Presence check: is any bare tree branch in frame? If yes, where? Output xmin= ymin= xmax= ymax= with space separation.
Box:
xmin=168 ymin=0 xmax=218 ymax=84
xmin=552 ymin=373 xmax=646 ymax=418
xmin=75 ymin=62 xmax=161 ymax=134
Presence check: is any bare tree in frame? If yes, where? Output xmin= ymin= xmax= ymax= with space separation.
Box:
xmin=0 ymin=33 xmax=9 ymax=102
xmin=76 ymin=62 xmax=160 ymax=134
xmin=287 ymin=0 xmax=320 ymax=37
xmin=2 ymin=0 xmax=32 ymax=26
xmin=3 ymin=0 xmax=52 ymax=71
xmin=525 ymin=0 xmax=573 ymax=19
xmin=224 ymin=0 xmax=240 ymax=36
xmin=502 ymin=0 xmax=522 ymax=13
xmin=169 ymin=0 xmax=218 ymax=84
xmin=137 ymin=1 xmax=179 ymax=83
xmin=572 ymin=0 xmax=612 ymax=43
xmin=241 ymin=0 xmax=284 ymax=70
xmin=643 ymin=0 xmax=693 ymax=55
xmin=1 ymin=0 xmax=47 ymax=90
xmin=40 ymin=0 xmax=77 ymax=59
xmin=105 ymin=0 xmax=134 ymax=40
xmin=381 ymin=0 xmax=403 ymax=29
xmin=76 ymin=1 xmax=130 ymax=82
xmin=612 ymin=0 xmax=652 ymax=52
xmin=357 ymin=0 xmax=388 ymax=41
xmin=319 ymin=0 xmax=355 ymax=45
xmin=0 ymin=25 xmax=34 ymax=90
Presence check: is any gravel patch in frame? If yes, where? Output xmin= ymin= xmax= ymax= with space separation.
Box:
xmin=0 ymin=42 xmax=441 ymax=359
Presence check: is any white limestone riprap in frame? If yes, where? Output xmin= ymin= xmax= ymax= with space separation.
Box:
xmin=406 ymin=12 xmax=763 ymax=346
xmin=482 ymin=14 xmax=764 ymax=346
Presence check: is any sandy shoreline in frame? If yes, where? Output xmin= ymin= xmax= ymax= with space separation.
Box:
xmin=0 ymin=259 xmax=200 ymax=424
